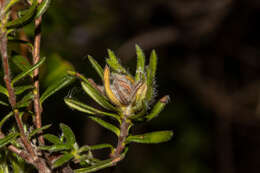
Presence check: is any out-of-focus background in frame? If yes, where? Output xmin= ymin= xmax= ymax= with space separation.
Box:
xmin=10 ymin=0 xmax=260 ymax=172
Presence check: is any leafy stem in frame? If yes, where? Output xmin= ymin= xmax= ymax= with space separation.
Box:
xmin=111 ymin=116 xmax=131 ymax=159
xmin=0 ymin=31 xmax=36 ymax=158
xmin=33 ymin=0 xmax=44 ymax=145
xmin=0 ymin=9 xmax=51 ymax=173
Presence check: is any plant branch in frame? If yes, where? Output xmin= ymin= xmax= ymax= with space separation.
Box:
xmin=0 ymin=132 xmax=34 ymax=164
xmin=0 ymin=30 xmax=51 ymax=173
xmin=33 ymin=0 xmax=44 ymax=145
xmin=111 ymin=116 xmax=131 ymax=159
xmin=0 ymin=31 xmax=36 ymax=159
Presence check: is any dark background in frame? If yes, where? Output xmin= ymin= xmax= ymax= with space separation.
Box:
xmin=6 ymin=0 xmax=260 ymax=173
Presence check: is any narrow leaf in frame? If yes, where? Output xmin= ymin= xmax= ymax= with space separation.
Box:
xmin=12 ymin=55 xmax=32 ymax=75
xmin=75 ymin=148 xmax=127 ymax=173
xmin=64 ymin=98 xmax=120 ymax=122
xmin=52 ymin=153 xmax=74 ymax=169
xmin=81 ymin=81 xmax=116 ymax=111
xmin=36 ymin=0 xmax=51 ymax=18
xmin=0 ymin=112 xmax=13 ymax=130
xmin=0 ymin=133 xmax=19 ymax=148
xmin=103 ymin=65 xmax=122 ymax=107
xmin=15 ymin=85 xmax=34 ymax=95
xmin=6 ymin=0 xmax=37 ymax=28
xmin=16 ymin=92 xmax=34 ymax=108
xmin=60 ymin=123 xmax=76 ymax=145
xmin=0 ymin=85 xmax=8 ymax=97
xmin=78 ymin=144 xmax=113 ymax=153
xmin=89 ymin=144 xmax=113 ymax=151
xmin=29 ymin=124 xmax=52 ymax=139
xmin=43 ymin=134 xmax=62 ymax=144
xmin=106 ymin=49 xmax=127 ymax=74
xmin=89 ymin=117 xmax=120 ymax=136
xmin=40 ymin=74 xmax=75 ymax=103
xmin=126 ymin=130 xmax=173 ymax=144
xmin=135 ymin=45 xmax=145 ymax=82
xmin=74 ymin=158 xmax=115 ymax=173
xmin=130 ymin=102 xmax=147 ymax=120
xmin=12 ymin=57 xmax=46 ymax=85
xmin=0 ymin=101 xmax=8 ymax=107
xmin=88 ymin=55 xmax=104 ymax=80
xmin=39 ymin=144 xmax=71 ymax=152
xmin=146 ymin=95 xmax=169 ymax=121
xmin=146 ymin=50 xmax=157 ymax=101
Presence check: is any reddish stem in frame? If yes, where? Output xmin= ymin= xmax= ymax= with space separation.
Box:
xmin=0 ymin=32 xmax=36 ymax=158
xmin=33 ymin=0 xmax=44 ymax=145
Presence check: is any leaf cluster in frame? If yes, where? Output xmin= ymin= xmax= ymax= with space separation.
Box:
xmin=0 ymin=0 xmax=173 ymax=172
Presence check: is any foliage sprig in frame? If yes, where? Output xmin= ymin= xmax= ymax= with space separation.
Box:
xmin=0 ymin=0 xmax=173 ymax=172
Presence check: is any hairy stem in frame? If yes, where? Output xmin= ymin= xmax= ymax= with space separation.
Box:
xmin=111 ymin=108 xmax=132 ymax=159
xmin=0 ymin=132 xmax=34 ymax=164
xmin=0 ymin=32 xmax=36 ymax=158
xmin=0 ymin=31 xmax=51 ymax=173
xmin=33 ymin=0 xmax=44 ymax=145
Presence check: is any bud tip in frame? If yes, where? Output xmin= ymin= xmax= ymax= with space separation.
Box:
xmin=160 ymin=95 xmax=170 ymax=104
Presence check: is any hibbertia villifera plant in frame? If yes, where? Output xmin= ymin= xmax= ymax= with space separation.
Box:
xmin=62 ymin=46 xmax=173 ymax=172
xmin=0 ymin=0 xmax=173 ymax=172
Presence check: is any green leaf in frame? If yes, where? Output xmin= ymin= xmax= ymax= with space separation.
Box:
xmin=106 ymin=49 xmax=127 ymax=74
xmin=0 ymin=84 xmax=32 ymax=97
xmin=16 ymin=92 xmax=34 ymax=108
xmin=64 ymin=98 xmax=120 ymax=122
xmin=130 ymin=102 xmax=147 ymax=120
xmin=146 ymin=50 xmax=157 ymax=101
xmin=15 ymin=85 xmax=34 ymax=95
xmin=40 ymin=74 xmax=75 ymax=103
xmin=12 ymin=57 xmax=46 ymax=85
xmin=36 ymin=0 xmax=51 ymax=18
xmin=135 ymin=45 xmax=145 ymax=82
xmin=74 ymin=148 xmax=128 ymax=173
xmin=126 ymin=130 xmax=173 ymax=144
xmin=29 ymin=124 xmax=51 ymax=139
xmin=0 ymin=101 xmax=8 ymax=107
xmin=74 ymin=158 xmax=115 ymax=173
xmin=52 ymin=153 xmax=74 ymax=169
xmin=39 ymin=144 xmax=71 ymax=152
xmin=0 ymin=133 xmax=19 ymax=148
xmin=6 ymin=0 xmax=37 ymax=28
xmin=0 ymin=85 xmax=8 ymax=97
xmin=89 ymin=117 xmax=120 ymax=136
xmin=0 ymin=112 xmax=13 ymax=130
xmin=88 ymin=55 xmax=104 ymax=80
xmin=43 ymin=134 xmax=62 ymax=144
xmin=60 ymin=123 xmax=76 ymax=145
xmin=78 ymin=144 xmax=113 ymax=153
xmin=146 ymin=95 xmax=169 ymax=121
xmin=12 ymin=55 xmax=32 ymax=75
xmin=81 ymin=81 xmax=116 ymax=111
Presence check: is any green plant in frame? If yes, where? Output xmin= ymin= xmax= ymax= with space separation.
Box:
xmin=0 ymin=0 xmax=172 ymax=172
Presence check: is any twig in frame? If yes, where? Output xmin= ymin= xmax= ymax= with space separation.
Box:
xmin=0 ymin=32 xmax=37 ymax=159
xmin=33 ymin=0 xmax=44 ymax=145
xmin=112 ymin=117 xmax=130 ymax=159
xmin=111 ymin=110 xmax=131 ymax=159
xmin=0 ymin=132 xmax=34 ymax=164
xmin=0 ymin=30 xmax=51 ymax=173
